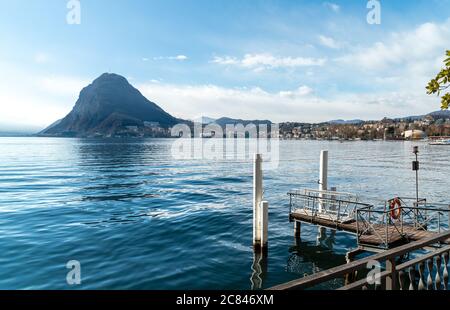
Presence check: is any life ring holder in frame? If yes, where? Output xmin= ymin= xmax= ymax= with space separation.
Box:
xmin=389 ymin=198 xmax=402 ymax=220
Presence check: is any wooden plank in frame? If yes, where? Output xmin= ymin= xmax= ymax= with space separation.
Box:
xmin=290 ymin=212 xmax=358 ymax=232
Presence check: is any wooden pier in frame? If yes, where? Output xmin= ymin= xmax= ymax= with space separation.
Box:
xmin=251 ymin=150 xmax=450 ymax=290
xmin=289 ymin=191 xmax=450 ymax=251
xmin=290 ymin=211 xmax=438 ymax=248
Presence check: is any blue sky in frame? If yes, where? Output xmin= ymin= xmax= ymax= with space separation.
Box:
xmin=1 ymin=0 xmax=450 ymax=131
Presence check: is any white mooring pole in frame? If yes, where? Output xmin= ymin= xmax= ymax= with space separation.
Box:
xmin=260 ymin=201 xmax=269 ymax=250
xmin=319 ymin=150 xmax=328 ymax=213
xmin=253 ymin=154 xmax=263 ymax=248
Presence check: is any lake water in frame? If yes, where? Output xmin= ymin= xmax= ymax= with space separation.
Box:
xmin=0 ymin=138 xmax=448 ymax=289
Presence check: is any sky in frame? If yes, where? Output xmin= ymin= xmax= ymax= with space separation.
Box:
xmin=1 ymin=0 xmax=450 ymax=132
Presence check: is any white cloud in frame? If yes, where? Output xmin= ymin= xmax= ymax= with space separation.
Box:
xmin=335 ymin=19 xmax=450 ymax=100
xmin=279 ymin=85 xmax=314 ymax=98
xmin=153 ymin=55 xmax=188 ymax=61
xmin=338 ymin=20 xmax=450 ymax=72
xmin=318 ymin=35 xmax=340 ymax=49
xmin=137 ymin=82 xmax=434 ymax=123
xmin=211 ymin=56 xmax=240 ymax=66
xmin=0 ymin=64 xmax=87 ymax=129
xmin=323 ymin=2 xmax=340 ymax=13
xmin=174 ymin=55 xmax=188 ymax=61
xmin=34 ymin=53 xmax=50 ymax=64
xmin=212 ymin=53 xmax=326 ymax=71
xmin=38 ymin=76 xmax=88 ymax=96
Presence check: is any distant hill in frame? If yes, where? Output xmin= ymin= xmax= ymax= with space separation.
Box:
xmin=214 ymin=117 xmax=272 ymax=127
xmin=40 ymin=73 xmax=181 ymax=137
xmin=0 ymin=132 xmax=33 ymax=137
xmin=192 ymin=116 xmax=216 ymax=124
xmin=428 ymin=110 xmax=450 ymax=118
xmin=328 ymin=119 xmax=364 ymax=125
xmin=394 ymin=110 xmax=450 ymax=121
xmin=325 ymin=110 xmax=450 ymax=124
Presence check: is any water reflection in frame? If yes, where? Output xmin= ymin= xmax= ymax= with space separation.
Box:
xmin=288 ymin=228 xmax=345 ymax=275
xmin=316 ymin=227 xmax=336 ymax=248
xmin=250 ymin=250 xmax=268 ymax=290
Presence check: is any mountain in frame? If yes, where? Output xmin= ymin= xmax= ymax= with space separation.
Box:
xmin=394 ymin=110 xmax=450 ymax=121
xmin=428 ymin=110 xmax=450 ymax=119
xmin=328 ymin=119 xmax=364 ymax=125
xmin=192 ymin=116 xmax=216 ymax=124
xmin=40 ymin=73 xmax=181 ymax=137
xmin=214 ymin=117 xmax=272 ymax=127
xmin=326 ymin=110 xmax=450 ymax=124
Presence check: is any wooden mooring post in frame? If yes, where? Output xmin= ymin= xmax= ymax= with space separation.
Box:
xmin=253 ymin=154 xmax=268 ymax=252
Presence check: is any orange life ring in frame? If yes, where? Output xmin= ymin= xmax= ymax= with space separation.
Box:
xmin=389 ymin=198 xmax=402 ymax=220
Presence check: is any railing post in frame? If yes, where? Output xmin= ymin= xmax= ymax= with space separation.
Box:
xmin=385 ymin=215 xmax=389 ymax=249
xmin=448 ymin=205 xmax=450 ymax=232
xmin=330 ymin=186 xmax=337 ymax=213
xmin=438 ymin=213 xmax=441 ymax=233
xmin=356 ymin=209 xmax=360 ymax=245
xmin=253 ymin=154 xmax=263 ymax=248
xmin=386 ymin=258 xmax=398 ymax=290
xmin=401 ymin=206 xmax=404 ymax=235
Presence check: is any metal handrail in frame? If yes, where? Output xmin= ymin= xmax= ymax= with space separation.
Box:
xmin=355 ymin=198 xmax=450 ymax=248
xmin=288 ymin=190 xmax=373 ymax=226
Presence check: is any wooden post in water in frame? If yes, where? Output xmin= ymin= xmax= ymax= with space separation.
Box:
xmin=318 ymin=150 xmax=328 ymax=213
xmin=260 ymin=201 xmax=269 ymax=250
xmin=253 ymin=154 xmax=263 ymax=249
xmin=294 ymin=221 xmax=301 ymax=239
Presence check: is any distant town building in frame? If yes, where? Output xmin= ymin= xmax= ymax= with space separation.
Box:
xmin=402 ymin=130 xmax=426 ymax=140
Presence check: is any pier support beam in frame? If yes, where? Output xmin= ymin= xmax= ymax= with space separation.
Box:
xmin=318 ymin=150 xmax=328 ymax=213
xmin=294 ymin=221 xmax=301 ymax=239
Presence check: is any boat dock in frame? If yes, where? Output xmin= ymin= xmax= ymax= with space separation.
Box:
xmin=251 ymin=148 xmax=450 ymax=290
xmin=289 ymin=190 xmax=449 ymax=252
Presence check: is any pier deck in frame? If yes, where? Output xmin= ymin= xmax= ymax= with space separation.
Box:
xmin=288 ymin=190 xmax=450 ymax=250
xmin=291 ymin=212 xmax=437 ymax=248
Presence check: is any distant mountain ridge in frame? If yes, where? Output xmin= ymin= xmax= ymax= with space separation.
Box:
xmin=325 ymin=110 xmax=450 ymax=124
xmin=36 ymin=72 xmax=450 ymax=138
xmin=394 ymin=110 xmax=450 ymax=121
xmin=328 ymin=119 xmax=364 ymax=125
xmin=214 ymin=117 xmax=272 ymax=127
xmin=40 ymin=73 xmax=181 ymax=137
xmin=192 ymin=116 xmax=216 ymax=124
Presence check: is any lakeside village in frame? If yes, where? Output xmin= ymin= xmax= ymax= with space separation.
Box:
xmin=106 ymin=111 xmax=450 ymax=141
xmin=278 ymin=113 xmax=450 ymax=141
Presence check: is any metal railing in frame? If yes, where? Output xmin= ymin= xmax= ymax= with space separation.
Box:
xmin=356 ymin=198 xmax=450 ymax=249
xmin=289 ymin=189 xmax=373 ymax=225
xmin=269 ymin=231 xmax=450 ymax=290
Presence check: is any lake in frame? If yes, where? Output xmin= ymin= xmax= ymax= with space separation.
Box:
xmin=0 ymin=138 xmax=448 ymax=289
